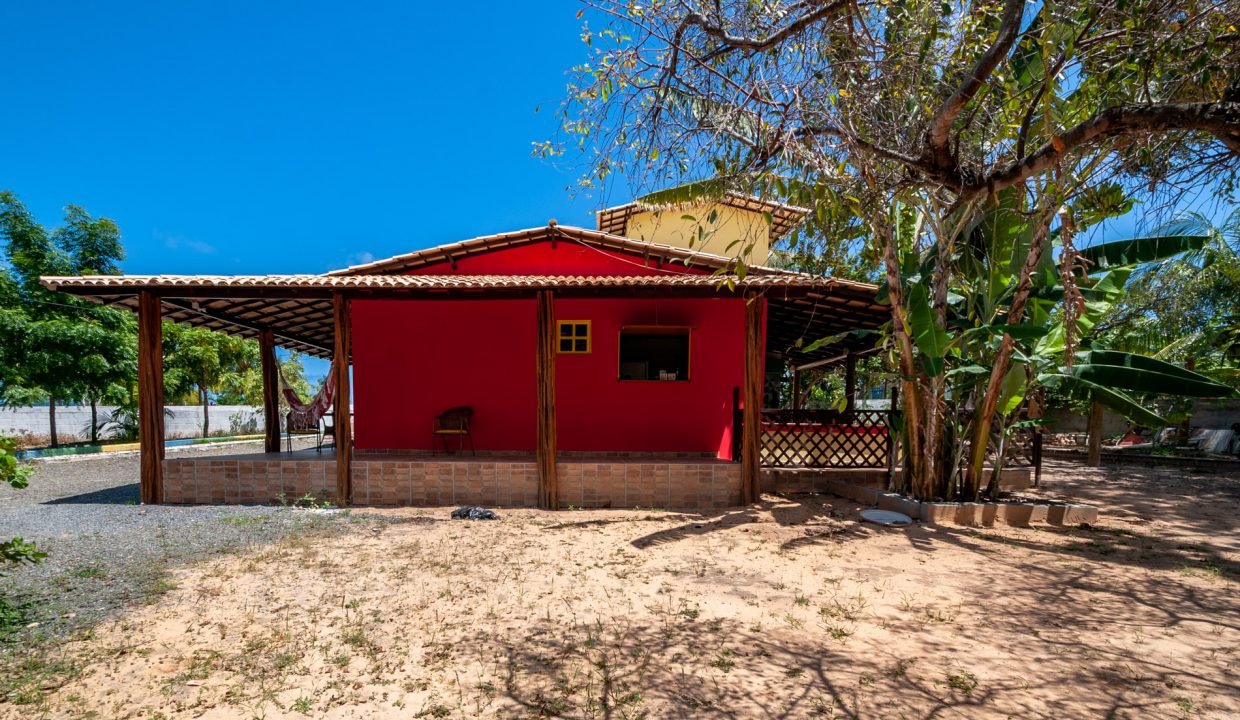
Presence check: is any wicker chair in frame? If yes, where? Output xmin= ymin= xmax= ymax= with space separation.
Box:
xmin=286 ymin=410 xmax=334 ymax=453
xmin=432 ymin=406 xmax=475 ymax=454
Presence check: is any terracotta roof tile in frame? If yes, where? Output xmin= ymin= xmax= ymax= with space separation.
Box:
xmin=42 ymin=273 xmax=873 ymax=292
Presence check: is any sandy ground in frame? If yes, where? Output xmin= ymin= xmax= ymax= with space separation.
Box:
xmin=4 ymin=459 xmax=1236 ymax=720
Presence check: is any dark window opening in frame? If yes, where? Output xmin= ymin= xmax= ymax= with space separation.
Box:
xmin=619 ymin=328 xmax=690 ymax=381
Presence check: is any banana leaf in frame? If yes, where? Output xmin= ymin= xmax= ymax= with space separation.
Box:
xmin=1040 ymin=372 xmax=1168 ymax=427
xmin=1065 ymin=361 xmax=1234 ymax=397
xmin=907 ymin=283 xmax=949 ymax=376
xmin=1077 ymin=350 xmax=1231 ymax=386
xmin=1078 ymin=234 xmax=1208 ymax=271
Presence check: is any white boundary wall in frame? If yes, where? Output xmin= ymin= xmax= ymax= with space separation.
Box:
xmin=0 ymin=405 xmax=265 ymax=441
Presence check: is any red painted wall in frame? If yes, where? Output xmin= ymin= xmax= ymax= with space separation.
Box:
xmin=553 ymin=297 xmax=743 ymax=456
xmin=352 ymin=299 xmax=536 ymax=452
xmin=350 ymin=239 xmax=754 ymax=457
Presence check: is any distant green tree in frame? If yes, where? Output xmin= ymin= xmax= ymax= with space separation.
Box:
xmin=213 ymin=348 xmax=314 ymax=407
xmin=0 ymin=192 xmax=135 ymax=446
xmin=163 ymin=324 xmax=260 ymax=437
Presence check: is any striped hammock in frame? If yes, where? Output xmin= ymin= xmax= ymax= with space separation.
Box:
xmin=281 ymin=364 xmax=335 ymax=432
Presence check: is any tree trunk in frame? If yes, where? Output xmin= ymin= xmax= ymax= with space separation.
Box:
xmin=49 ymin=396 xmax=58 ymax=448
xmin=1086 ymin=400 xmax=1104 ymax=467
xmin=967 ymin=212 xmax=1054 ymax=494
xmin=877 ymin=220 xmax=926 ymax=498
xmin=201 ymin=387 xmax=210 ymax=438
xmin=90 ymin=398 xmax=98 ymax=444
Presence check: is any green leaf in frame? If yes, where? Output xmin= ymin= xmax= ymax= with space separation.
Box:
xmin=946 ymin=364 xmax=989 ymax=379
xmin=1078 ymin=235 xmax=1208 ymax=271
xmin=637 ymin=178 xmax=738 ymax=207
xmin=1040 ymin=373 xmax=1167 ymax=427
xmin=907 ymin=284 xmax=949 ymax=376
xmin=997 ymin=366 xmax=1027 ymax=416
xmin=802 ymin=332 xmax=848 ymax=354
xmin=973 ymin=323 xmax=1050 ymax=341
xmin=1066 ymin=362 xmax=1234 ymax=398
xmin=1078 ymin=350 xmax=1238 ymax=392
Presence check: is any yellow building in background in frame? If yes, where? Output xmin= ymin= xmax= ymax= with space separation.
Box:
xmin=596 ymin=193 xmax=808 ymax=265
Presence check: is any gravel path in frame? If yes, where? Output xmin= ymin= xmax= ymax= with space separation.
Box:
xmin=0 ymin=438 xmax=367 ymax=645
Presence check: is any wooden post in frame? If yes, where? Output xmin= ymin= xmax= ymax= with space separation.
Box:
xmin=535 ymin=290 xmax=558 ymax=509
xmin=137 ymin=291 xmax=165 ymax=504
xmin=260 ymin=329 xmax=281 ymax=453
xmin=886 ymin=383 xmax=900 ymax=491
xmin=844 ymin=351 xmax=857 ymax=414
xmin=1086 ymin=399 xmax=1104 ymax=467
xmin=333 ymin=293 xmax=352 ymax=505
xmin=1029 ymin=388 xmax=1045 ymax=487
xmin=740 ymin=293 xmax=764 ymax=504
xmin=791 ymin=366 xmax=801 ymax=410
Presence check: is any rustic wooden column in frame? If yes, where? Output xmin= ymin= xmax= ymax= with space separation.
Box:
xmin=260 ymin=329 xmax=281 ymax=453
xmin=137 ymin=291 xmax=165 ymax=504
xmin=740 ymin=293 xmax=764 ymax=504
xmin=1086 ymin=400 xmax=1104 ymax=467
xmin=333 ymin=293 xmax=353 ymax=506
xmin=844 ymin=351 xmax=857 ymax=414
xmin=535 ymin=290 xmax=558 ymax=509
xmin=886 ymin=382 xmax=900 ymax=490
xmin=1029 ymin=388 xmax=1045 ymax=487
xmin=790 ymin=366 xmax=801 ymax=410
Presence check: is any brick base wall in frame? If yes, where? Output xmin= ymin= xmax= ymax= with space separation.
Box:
xmin=163 ymin=457 xmax=742 ymax=511
xmin=163 ymin=458 xmax=336 ymax=504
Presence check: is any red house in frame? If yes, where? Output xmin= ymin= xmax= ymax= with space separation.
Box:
xmin=44 ymin=195 xmax=891 ymax=511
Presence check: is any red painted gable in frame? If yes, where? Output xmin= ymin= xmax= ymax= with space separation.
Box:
xmin=404 ymin=238 xmax=710 ymax=276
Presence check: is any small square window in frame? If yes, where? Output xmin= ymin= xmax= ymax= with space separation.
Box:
xmin=556 ymin=320 xmax=591 ymax=354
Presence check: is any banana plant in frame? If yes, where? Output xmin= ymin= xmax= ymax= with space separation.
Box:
xmin=896 ymin=186 xmax=1233 ymax=500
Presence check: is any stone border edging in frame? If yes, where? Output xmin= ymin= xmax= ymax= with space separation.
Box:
xmin=821 ymin=477 xmax=1098 ymax=527
xmin=1044 ymin=447 xmax=1240 ymax=473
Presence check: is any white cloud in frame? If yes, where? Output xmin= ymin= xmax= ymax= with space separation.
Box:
xmin=156 ymin=230 xmax=217 ymax=255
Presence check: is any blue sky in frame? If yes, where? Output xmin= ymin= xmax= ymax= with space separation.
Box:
xmin=1 ymin=1 xmax=612 ymax=382
xmin=1 ymin=1 xmax=604 ymax=279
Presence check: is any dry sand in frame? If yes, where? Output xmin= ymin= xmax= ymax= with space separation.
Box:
xmin=6 ymin=459 xmax=1237 ymax=719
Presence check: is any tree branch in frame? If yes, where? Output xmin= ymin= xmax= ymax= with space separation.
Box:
xmin=977 ymin=101 xmax=1240 ymax=198
xmin=680 ymin=0 xmax=852 ymax=59
xmin=924 ymin=0 xmax=1027 ymax=170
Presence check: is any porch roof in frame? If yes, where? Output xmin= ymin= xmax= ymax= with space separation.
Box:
xmin=41 ymin=272 xmax=887 ymax=365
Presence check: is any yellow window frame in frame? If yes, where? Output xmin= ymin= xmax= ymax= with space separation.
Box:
xmin=556 ymin=320 xmax=592 ymax=354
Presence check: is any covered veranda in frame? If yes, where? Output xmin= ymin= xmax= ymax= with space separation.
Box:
xmin=42 ymin=269 xmax=888 ymax=510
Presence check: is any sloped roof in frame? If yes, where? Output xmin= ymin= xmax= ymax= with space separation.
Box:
xmin=325 ymin=224 xmax=796 ymax=277
xmin=41 ymin=272 xmax=887 ymax=363
xmin=596 ymin=193 xmax=810 ymax=240
xmin=42 ymin=273 xmax=865 ymax=293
